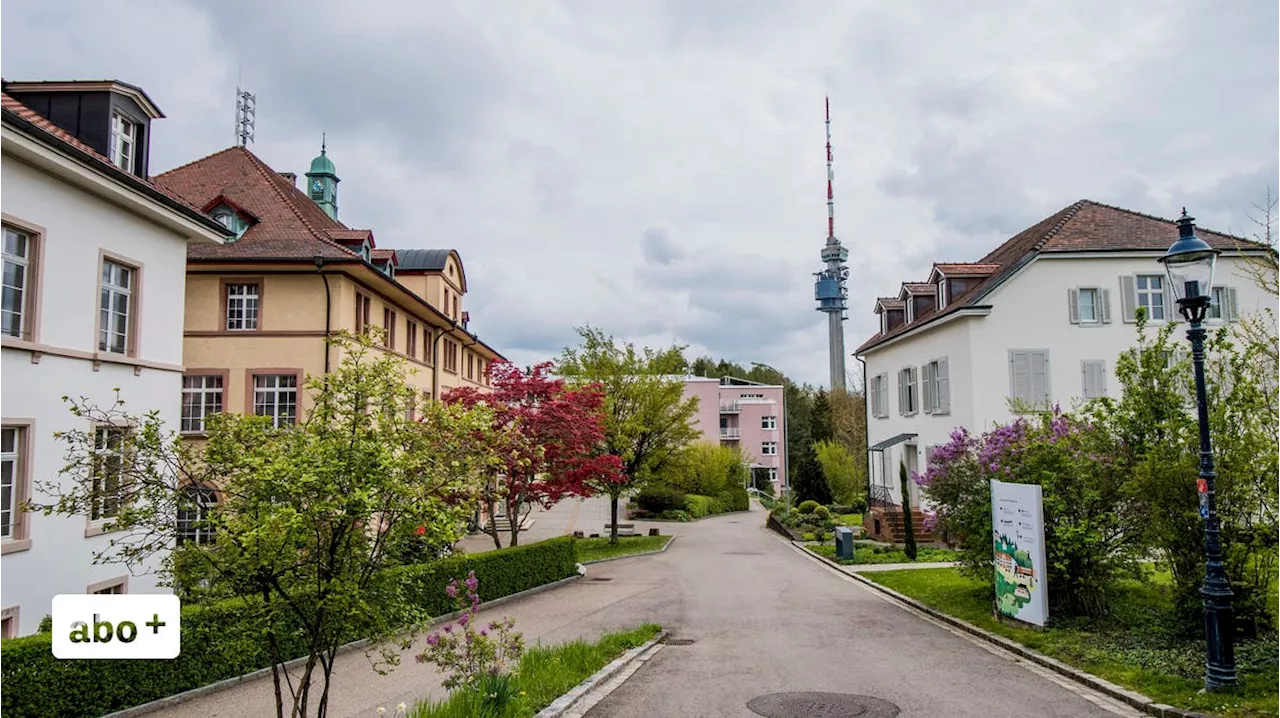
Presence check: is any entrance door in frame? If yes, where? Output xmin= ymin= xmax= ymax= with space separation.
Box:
xmin=904 ymin=444 xmax=919 ymax=505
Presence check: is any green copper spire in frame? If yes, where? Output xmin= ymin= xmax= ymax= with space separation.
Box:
xmin=305 ymin=133 xmax=339 ymax=219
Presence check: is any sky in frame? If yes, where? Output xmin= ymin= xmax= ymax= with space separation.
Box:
xmin=3 ymin=0 xmax=1276 ymax=388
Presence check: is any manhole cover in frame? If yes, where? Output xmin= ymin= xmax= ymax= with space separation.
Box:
xmin=662 ymin=637 xmax=695 ymax=646
xmin=746 ymin=692 xmax=899 ymax=718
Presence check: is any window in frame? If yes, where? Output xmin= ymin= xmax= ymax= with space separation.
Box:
xmin=1207 ymin=286 xmax=1238 ymax=322
xmin=768 ymin=468 xmax=777 ymax=483
xmin=1068 ymin=287 xmax=1109 ymax=325
xmin=253 ymin=374 xmax=298 ymax=428
xmin=762 ymin=415 xmax=777 ymax=430
xmin=355 ymin=293 xmax=371 ymax=334
xmin=921 ymin=358 xmax=950 ymax=415
xmin=1 ymin=606 xmax=16 ymax=638
xmin=1081 ymin=360 xmax=1107 ymax=400
xmin=443 ymin=338 xmax=458 ymax=373
xmin=898 ymin=367 xmax=918 ymax=416
xmin=761 ymin=441 xmax=778 ymax=456
xmin=453 ymin=296 xmax=459 ymax=319
xmin=1009 ymin=350 xmax=1051 ymax=410
xmin=740 ymin=393 xmax=765 ymax=400
xmin=177 ymin=485 xmax=218 ymax=545
xmin=879 ymin=312 xmax=888 ymax=334
xmin=181 ymin=375 xmax=223 ymax=433
xmin=936 ymin=280 xmax=947 ymax=309
xmin=225 ymin=283 xmax=260 ymax=331
xmin=406 ymin=321 xmax=418 ymax=359
xmin=870 ymin=373 xmax=889 ymax=419
xmin=2 ymin=227 xmax=33 ymax=339
xmin=2 ymin=427 xmax=23 ymax=542
xmin=405 ymin=393 xmax=417 ymax=421
xmin=98 ymin=260 xmax=133 ymax=354
xmin=89 ymin=577 xmax=127 ymax=594
xmin=91 ymin=427 xmax=128 ymax=522
xmin=425 ymin=327 xmax=434 ymax=364
xmin=382 ymin=309 xmax=396 ymax=349
xmin=109 ymin=113 xmax=137 ymax=171
xmin=1135 ymin=274 xmax=1165 ymax=321
xmin=466 ymin=352 xmax=475 ymax=380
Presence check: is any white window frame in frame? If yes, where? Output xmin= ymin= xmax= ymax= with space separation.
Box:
xmin=98 ymin=260 xmax=133 ymax=354
xmin=898 ymin=366 xmax=918 ymax=416
xmin=870 ymin=373 xmax=889 ymax=419
xmin=2 ymin=227 xmax=31 ymax=339
xmin=91 ymin=427 xmax=128 ymax=523
xmin=253 ymin=374 xmax=299 ymax=428
xmin=1069 ymin=286 xmax=1109 ymax=325
xmin=177 ymin=485 xmax=218 ymax=545
xmin=1135 ymin=274 xmax=1166 ymax=322
xmin=1 ymin=427 xmax=19 ymax=540
xmin=181 ymin=375 xmax=224 ymax=433
xmin=1206 ymin=286 xmax=1238 ymax=323
xmin=226 ymin=283 xmax=260 ymax=331
xmin=936 ymin=279 xmax=947 ymax=309
xmin=109 ymin=113 xmax=137 ymax=171
xmin=921 ymin=358 xmax=950 ymax=415
xmin=761 ymin=441 xmax=778 ymax=456
xmin=761 ymin=415 xmax=777 ymax=430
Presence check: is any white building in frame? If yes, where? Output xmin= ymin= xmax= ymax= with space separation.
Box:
xmin=1 ymin=81 xmax=228 ymax=636
xmin=853 ymin=200 xmax=1276 ymax=538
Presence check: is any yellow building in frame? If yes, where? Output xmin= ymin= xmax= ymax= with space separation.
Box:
xmin=154 ymin=145 xmax=504 ymax=432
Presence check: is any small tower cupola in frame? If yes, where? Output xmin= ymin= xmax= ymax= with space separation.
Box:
xmin=305 ymin=135 xmax=339 ymax=220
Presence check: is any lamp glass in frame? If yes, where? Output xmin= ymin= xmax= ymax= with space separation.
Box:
xmin=1162 ymin=250 xmax=1216 ymax=302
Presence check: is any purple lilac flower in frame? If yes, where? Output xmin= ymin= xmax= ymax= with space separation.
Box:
xmin=426 ymin=633 xmax=440 ymax=646
xmin=443 ymin=624 xmax=452 ymax=633
xmin=445 ymin=583 xmax=458 ymax=599
xmin=458 ymin=613 xmax=469 ymax=626
xmin=465 ymin=572 xmax=479 ymax=592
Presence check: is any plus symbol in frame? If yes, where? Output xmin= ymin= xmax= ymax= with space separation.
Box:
xmin=146 ymin=613 xmax=166 ymax=635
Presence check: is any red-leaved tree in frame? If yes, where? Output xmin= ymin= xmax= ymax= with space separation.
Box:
xmin=444 ymin=361 xmax=622 ymax=548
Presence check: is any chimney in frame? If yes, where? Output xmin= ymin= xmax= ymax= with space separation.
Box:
xmin=279 ymin=172 xmax=296 ymax=186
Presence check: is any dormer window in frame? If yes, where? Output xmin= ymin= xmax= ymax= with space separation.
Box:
xmin=936 ymin=279 xmax=948 ymax=309
xmin=208 ymin=205 xmax=249 ymax=240
xmin=360 ymin=241 xmax=371 ymax=261
xmin=880 ymin=312 xmax=887 ymax=334
xmin=905 ymin=301 xmax=915 ymax=323
xmin=109 ymin=113 xmax=137 ymax=172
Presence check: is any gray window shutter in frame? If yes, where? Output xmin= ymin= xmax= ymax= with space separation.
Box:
xmin=937 ymin=358 xmax=950 ymax=414
xmin=1162 ymin=280 xmax=1175 ymax=322
xmin=921 ymin=363 xmax=934 ymax=414
xmin=1030 ymin=350 xmax=1050 ymax=407
xmin=871 ymin=377 xmax=879 ymax=417
xmin=1227 ymin=287 xmax=1239 ymax=322
xmin=1009 ymin=350 xmax=1030 ymax=402
xmin=1120 ymin=276 xmax=1136 ymax=323
xmin=1067 ymin=289 xmax=1079 ymax=324
xmin=924 ymin=446 xmax=934 ymax=469
xmin=1081 ymin=361 xmax=1092 ymax=398
xmin=897 ymin=371 xmax=906 ymax=416
xmin=1100 ymin=288 xmax=1111 ymax=324
xmin=1098 ymin=361 xmax=1107 ymax=396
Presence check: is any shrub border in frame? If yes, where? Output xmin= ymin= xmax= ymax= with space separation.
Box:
xmin=581 ymin=536 xmax=675 ymax=565
xmin=633 ymin=508 xmax=751 ymax=523
xmin=104 ymin=573 xmax=585 ymax=718
xmin=784 ymin=539 xmax=1216 ymax=718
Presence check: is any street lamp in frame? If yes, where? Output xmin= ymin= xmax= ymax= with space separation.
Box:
xmin=1158 ymin=208 xmax=1237 ymax=691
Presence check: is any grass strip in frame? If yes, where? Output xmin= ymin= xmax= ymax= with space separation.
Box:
xmin=575 ymin=535 xmax=671 ymax=563
xmin=808 ymin=542 xmax=958 ymax=565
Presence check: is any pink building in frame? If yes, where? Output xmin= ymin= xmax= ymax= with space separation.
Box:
xmin=680 ymin=376 xmax=788 ymax=493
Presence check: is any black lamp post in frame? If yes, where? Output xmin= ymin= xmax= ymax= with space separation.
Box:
xmin=1158 ymin=208 xmax=1237 ymax=691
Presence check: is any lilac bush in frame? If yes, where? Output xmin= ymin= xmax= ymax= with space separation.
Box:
xmin=414 ymin=571 xmax=525 ymax=691
xmin=919 ymin=407 xmax=1143 ymax=617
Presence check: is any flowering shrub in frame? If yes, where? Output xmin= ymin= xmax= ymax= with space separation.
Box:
xmin=415 ymin=571 xmax=525 ymax=693
xmin=917 ymin=407 xmax=1144 ymax=618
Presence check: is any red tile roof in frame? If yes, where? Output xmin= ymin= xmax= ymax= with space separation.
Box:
xmin=1 ymin=92 xmax=223 ymax=226
xmin=900 ymin=282 xmax=935 ymax=294
xmin=855 ymin=200 xmax=1269 ymax=354
xmin=875 ymin=298 xmax=905 ymax=310
xmin=154 ymin=146 xmax=360 ymax=260
xmin=934 ymin=263 xmax=1000 ymax=276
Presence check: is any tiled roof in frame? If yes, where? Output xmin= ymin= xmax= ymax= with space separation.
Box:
xmin=325 ymin=228 xmax=374 ymax=247
xmin=855 ymin=200 xmax=1268 ymax=355
xmin=900 ymin=282 xmax=935 ymax=294
xmin=370 ymin=248 xmax=397 ymax=264
xmin=154 ymin=146 xmax=360 ymax=260
xmin=875 ymin=298 xmax=905 ymax=310
xmin=1 ymin=92 xmax=224 ymax=229
xmin=934 ymin=263 xmax=1000 ymax=276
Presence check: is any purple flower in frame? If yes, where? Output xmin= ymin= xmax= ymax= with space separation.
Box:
xmin=443 ymin=624 xmax=452 ymax=633
xmin=445 ymin=584 xmax=458 ymax=599
xmin=458 ymin=613 xmax=469 ymax=626
xmin=465 ymin=572 xmax=479 ymax=592
xmin=427 ymin=633 xmax=440 ymax=646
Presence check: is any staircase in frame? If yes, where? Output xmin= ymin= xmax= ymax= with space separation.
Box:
xmin=865 ymin=506 xmax=935 ymax=543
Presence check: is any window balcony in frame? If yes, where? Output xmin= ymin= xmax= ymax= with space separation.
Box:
xmin=720 ymin=428 xmax=741 ymax=440
xmin=719 ymin=402 xmax=741 ymax=414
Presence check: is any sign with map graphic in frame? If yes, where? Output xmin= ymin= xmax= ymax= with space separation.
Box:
xmin=990 ymin=480 xmax=1048 ymax=626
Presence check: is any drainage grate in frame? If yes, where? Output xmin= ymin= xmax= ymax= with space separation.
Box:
xmin=746 ymin=692 xmax=900 ymax=718
xmin=662 ymin=637 xmax=696 ymax=646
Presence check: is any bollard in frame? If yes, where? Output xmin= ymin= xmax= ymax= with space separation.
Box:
xmin=835 ymin=527 xmax=853 ymax=560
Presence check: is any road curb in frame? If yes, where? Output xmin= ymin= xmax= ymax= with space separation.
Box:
xmin=534 ymin=631 xmax=667 ymax=718
xmin=581 ymin=535 xmax=676 ymax=565
xmin=789 ymin=542 xmax=1214 ymax=718
xmin=103 ymin=574 xmax=585 ymax=718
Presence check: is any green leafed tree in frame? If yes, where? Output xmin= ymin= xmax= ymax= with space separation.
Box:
xmin=898 ymin=460 xmax=917 ymax=560
xmin=557 ymin=325 xmax=700 ymax=543
xmin=814 ymin=440 xmax=863 ymax=506
xmin=34 ymin=331 xmax=503 ymax=717
xmin=791 ymin=441 xmax=831 ymax=505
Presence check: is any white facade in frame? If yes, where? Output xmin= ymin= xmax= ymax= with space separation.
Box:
xmin=859 ymin=251 xmax=1276 ymax=510
xmin=1 ymin=117 xmax=224 ymax=635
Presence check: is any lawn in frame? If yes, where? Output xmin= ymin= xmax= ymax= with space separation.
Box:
xmin=575 ymin=535 xmax=671 ymax=563
xmin=865 ymin=567 xmax=1279 ymax=717
xmin=410 ymin=623 xmax=662 ymax=717
xmin=835 ymin=513 xmax=862 ymax=526
xmin=809 ymin=542 xmax=958 ymax=565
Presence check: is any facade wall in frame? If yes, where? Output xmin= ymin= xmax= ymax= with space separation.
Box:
xmin=1 ymin=156 xmax=192 ymax=635
xmin=678 ymin=379 xmax=788 ymax=490
xmin=681 ymin=378 xmax=720 ymax=444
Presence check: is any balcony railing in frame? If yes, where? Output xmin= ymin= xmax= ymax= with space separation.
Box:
xmin=868 ymin=484 xmax=896 ymax=508
xmin=719 ymin=427 xmax=741 ymax=439
xmin=719 ymin=402 xmax=741 ymax=414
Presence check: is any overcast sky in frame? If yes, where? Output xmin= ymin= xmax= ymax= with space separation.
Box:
xmin=4 ymin=1 xmax=1276 ymax=388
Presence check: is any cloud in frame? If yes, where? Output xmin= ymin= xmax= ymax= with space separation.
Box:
xmin=3 ymin=0 xmax=1275 ymax=388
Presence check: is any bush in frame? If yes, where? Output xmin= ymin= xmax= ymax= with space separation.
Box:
xmin=797 ymin=500 xmax=820 ymax=515
xmin=812 ymin=505 xmax=831 ymax=520
xmin=658 ymin=509 xmax=691 ymax=521
xmin=1 ymin=538 xmax=578 ymax=718
xmin=719 ymin=485 xmax=749 ymax=512
xmin=636 ymin=486 xmax=687 ymax=515
xmin=685 ymin=494 xmax=713 ymax=518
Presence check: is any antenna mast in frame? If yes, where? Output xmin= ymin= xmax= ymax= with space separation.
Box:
xmin=813 ymin=95 xmax=850 ymax=392
xmin=235 ymin=86 xmax=256 ymax=146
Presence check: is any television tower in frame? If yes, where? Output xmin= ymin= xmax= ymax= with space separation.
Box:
xmin=813 ymin=96 xmax=850 ymax=392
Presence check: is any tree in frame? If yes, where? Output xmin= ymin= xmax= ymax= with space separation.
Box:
xmin=1233 ymin=188 xmax=1279 ymax=416
xmin=828 ymin=388 xmax=867 ymax=493
xmin=35 ymin=332 xmax=501 ymax=717
xmin=557 ymin=326 xmax=700 ymax=543
xmin=791 ymin=442 xmax=831 ymax=505
xmin=814 ymin=440 xmax=862 ymax=506
xmin=898 ymin=460 xmax=917 ymax=560
xmin=784 ymin=383 xmax=814 ymax=490
xmin=444 ymin=361 xmax=621 ymax=548
xmin=810 ymin=389 xmax=833 ymax=444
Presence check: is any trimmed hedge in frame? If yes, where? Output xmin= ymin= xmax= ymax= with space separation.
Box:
xmin=0 ymin=537 xmax=577 ymax=718
xmin=636 ymin=486 xmax=687 ymax=514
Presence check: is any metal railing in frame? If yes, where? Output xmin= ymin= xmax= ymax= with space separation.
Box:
xmin=868 ymin=484 xmax=896 ymax=508
xmin=719 ymin=402 xmax=741 ymax=413
xmin=719 ymin=427 xmax=741 ymax=439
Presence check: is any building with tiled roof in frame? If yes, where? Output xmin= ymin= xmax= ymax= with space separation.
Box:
xmin=1 ymin=81 xmax=230 ymax=636
xmin=854 ymin=199 xmax=1276 ymax=541
xmin=153 ymin=143 xmax=505 ymax=435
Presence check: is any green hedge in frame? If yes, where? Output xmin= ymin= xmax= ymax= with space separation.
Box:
xmin=684 ymin=487 xmax=749 ymax=519
xmin=1 ymin=537 xmax=578 ymax=718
